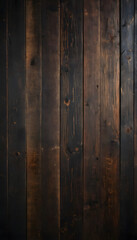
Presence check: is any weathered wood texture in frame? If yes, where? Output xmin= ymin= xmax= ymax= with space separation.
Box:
xmin=60 ymin=0 xmax=83 ymax=239
xmin=8 ymin=0 xmax=26 ymax=239
xmin=0 ymin=0 xmax=8 ymax=238
xmin=1 ymin=0 xmax=137 ymax=239
xmin=26 ymin=0 xmax=41 ymax=239
xmin=41 ymin=0 xmax=60 ymax=239
xmin=121 ymin=1 xmax=134 ymax=239
xmin=134 ymin=0 xmax=137 ymax=238
xmin=100 ymin=1 xmax=120 ymax=239
xmin=84 ymin=0 xmax=101 ymax=239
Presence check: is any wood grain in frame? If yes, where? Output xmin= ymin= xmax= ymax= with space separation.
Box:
xmin=60 ymin=0 xmax=83 ymax=239
xmin=8 ymin=0 xmax=26 ymax=239
xmin=134 ymin=0 xmax=137 ymax=238
xmin=0 ymin=1 xmax=136 ymax=239
xmin=83 ymin=0 xmax=101 ymax=239
xmin=0 ymin=0 xmax=8 ymax=238
xmin=41 ymin=0 xmax=60 ymax=239
xmin=26 ymin=0 xmax=42 ymax=239
xmin=100 ymin=0 xmax=120 ymax=239
xmin=121 ymin=0 xmax=134 ymax=239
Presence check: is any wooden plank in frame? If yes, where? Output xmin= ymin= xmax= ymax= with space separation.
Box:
xmin=134 ymin=1 xmax=137 ymax=238
xmin=83 ymin=0 xmax=101 ymax=239
xmin=60 ymin=0 xmax=83 ymax=239
xmin=41 ymin=0 xmax=60 ymax=239
xmin=121 ymin=0 xmax=134 ymax=239
xmin=0 ymin=0 xmax=8 ymax=238
xmin=26 ymin=0 xmax=42 ymax=239
xmin=8 ymin=0 xmax=26 ymax=239
xmin=100 ymin=0 xmax=120 ymax=239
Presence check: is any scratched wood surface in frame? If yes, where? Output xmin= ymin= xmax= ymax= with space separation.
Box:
xmin=0 ymin=0 xmax=137 ymax=239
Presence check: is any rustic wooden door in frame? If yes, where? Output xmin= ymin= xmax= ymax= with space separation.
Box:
xmin=0 ymin=0 xmax=136 ymax=239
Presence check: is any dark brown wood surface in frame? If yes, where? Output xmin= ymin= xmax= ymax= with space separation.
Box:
xmin=0 ymin=0 xmax=8 ymax=238
xmin=60 ymin=0 xmax=83 ymax=239
xmin=41 ymin=0 xmax=60 ymax=239
xmin=26 ymin=0 xmax=41 ymax=239
xmin=84 ymin=0 xmax=101 ymax=239
xmin=100 ymin=1 xmax=120 ymax=239
xmin=0 ymin=0 xmax=137 ymax=239
xmin=8 ymin=0 xmax=26 ymax=239
xmin=121 ymin=0 xmax=134 ymax=239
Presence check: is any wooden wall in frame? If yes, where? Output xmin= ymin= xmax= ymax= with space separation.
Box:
xmin=0 ymin=0 xmax=136 ymax=239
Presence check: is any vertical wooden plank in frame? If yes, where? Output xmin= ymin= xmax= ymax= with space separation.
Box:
xmin=41 ymin=0 xmax=60 ymax=239
xmin=26 ymin=0 xmax=42 ymax=239
xmin=134 ymin=1 xmax=137 ymax=238
xmin=100 ymin=0 xmax=120 ymax=239
xmin=83 ymin=0 xmax=101 ymax=239
xmin=121 ymin=0 xmax=134 ymax=239
xmin=0 ymin=0 xmax=8 ymax=238
xmin=8 ymin=0 xmax=26 ymax=239
xmin=60 ymin=0 xmax=83 ymax=239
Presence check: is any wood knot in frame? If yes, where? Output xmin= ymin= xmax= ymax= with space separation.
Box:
xmin=75 ymin=147 xmax=79 ymax=152
xmin=16 ymin=152 xmax=20 ymax=156
xmin=64 ymin=98 xmax=70 ymax=107
xmin=127 ymin=56 xmax=131 ymax=63
xmin=109 ymin=35 xmax=116 ymax=42
xmin=86 ymin=102 xmax=89 ymax=107
xmin=84 ymin=9 xmax=88 ymax=16
xmin=126 ymin=127 xmax=132 ymax=134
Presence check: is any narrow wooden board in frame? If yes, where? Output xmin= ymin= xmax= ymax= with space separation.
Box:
xmin=41 ymin=0 xmax=60 ymax=239
xmin=134 ymin=0 xmax=137 ymax=238
xmin=60 ymin=0 xmax=83 ymax=239
xmin=83 ymin=0 xmax=101 ymax=239
xmin=0 ymin=0 xmax=8 ymax=238
xmin=121 ymin=0 xmax=134 ymax=239
xmin=8 ymin=0 xmax=26 ymax=239
xmin=26 ymin=0 xmax=42 ymax=239
xmin=100 ymin=0 xmax=120 ymax=239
